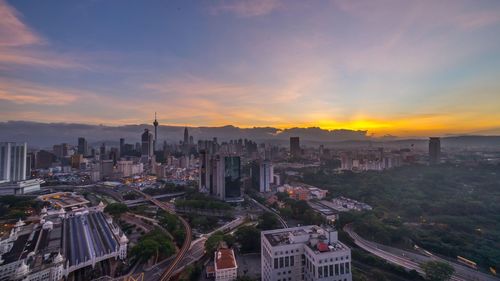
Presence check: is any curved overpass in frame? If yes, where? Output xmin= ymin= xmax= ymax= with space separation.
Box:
xmin=134 ymin=190 xmax=192 ymax=281
xmin=247 ymin=195 xmax=288 ymax=228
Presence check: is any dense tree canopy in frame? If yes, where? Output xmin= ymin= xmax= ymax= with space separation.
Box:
xmin=103 ymin=203 xmax=128 ymax=217
xmin=421 ymin=261 xmax=454 ymax=281
xmin=235 ymin=226 xmax=260 ymax=253
xmin=131 ymin=229 xmax=175 ymax=262
xmin=303 ymin=163 xmax=500 ymax=269
xmin=258 ymin=212 xmax=280 ymax=230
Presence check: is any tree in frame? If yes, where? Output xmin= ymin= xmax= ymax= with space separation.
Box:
xmin=132 ymin=239 xmax=160 ymax=261
xmin=131 ymin=229 xmax=175 ymax=262
xmin=104 ymin=203 xmax=128 ymax=218
xmin=205 ymin=232 xmax=225 ymax=253
xmin=235 ymin=226 xmax=260 ymax=253
xmin=258 ymin=212 xmax=280 ymax=230
xmin=421 ymin=261 xmax=455 ymax=281
xmin=275 ymin=192 xmax=289 ymax=201
xmin=160 ymin=213 xmax=179 ymax=232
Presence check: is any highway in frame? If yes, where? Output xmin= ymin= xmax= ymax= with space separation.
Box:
xmin=134 ymin=189 xmax=192 ymax=281
xmin=344 ymin=224 xmax=499 ymax=281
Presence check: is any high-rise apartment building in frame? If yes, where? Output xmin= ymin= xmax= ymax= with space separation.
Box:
xmin=429 ymin=137 xmax=441 ymax=165
xmin=261 ymin=225 xmax=352 ymax=281
xmin=290 ymin=137 xmax=301 ymax=158
xmin=53 ymin=143 xmax=69 ymax=159
xmin=35 ymin=150 xmax=56 ymax=169
xmin=0 ymin=142 xmax=27 ymax=183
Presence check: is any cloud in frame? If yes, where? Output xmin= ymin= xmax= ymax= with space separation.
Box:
xmin=0 ymin=49 xmax=87 ymax=69
xmin=0 ymin=79 xmax=79 ymax=105
xmin=210 ymin=0 xmax=281 ymax=17
xmin=332 ymin=0 xmax=500 ymax=31
xmin=0 ymin=0 xmax=42 ymax=47
xmin=0 ymin=0 xmax=86 ymax=69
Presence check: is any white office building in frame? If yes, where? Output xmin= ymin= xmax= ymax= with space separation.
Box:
xmin=259 ymin=161 xmax=273 ymax=192
xmin=261 ymin=225 xmax=352 ymax=281
xmin=0 ymin=142 xmax=27 ymax=183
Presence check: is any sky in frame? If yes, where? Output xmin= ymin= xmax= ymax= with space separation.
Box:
xmin=1 ymin=0 xmax=500 ymax=137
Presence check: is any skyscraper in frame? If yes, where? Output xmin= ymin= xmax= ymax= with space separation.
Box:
xmin=223 ymin=156 xmax=241 ymax=201
xmin=290 ymin=137 xmax=301 ymax=158
xmin=183 ymin=127 xmax=190 ymax=155
xmin=141 ymin=129 xmax=154 ymax=160
xmin=100 ymin=143 xmax=106 ymax=160
xmin=199 ymin=152 xmax=242 ymax=201
xmin=183 ymin=127 xmax=189 ymax=145
xmin=153 ymin=112 xmax=159 ymax=152
xmin=429 ymin=137 xmax=441 ymax=165
xmin=77 ymin=137 xmax=88 ymax=156
xmin=0 ymin=142 xmax=27 ymax=183
xmin=199 ymin=149 xmax=211 ymax=194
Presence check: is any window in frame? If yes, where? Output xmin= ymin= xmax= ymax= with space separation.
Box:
xmin=318 ymin=266 xmax=323 ymax=278
xmin=345 ymin=263 xmax=350 ymax=274
xmin=280 ymin=257 xmax=284 ymax=268
xmin=340 ymin=263 xmax=345 ymax=275
xmin=329 ymin=264 xmax=333 ymax=276
xmin=285 ymin=256 xmax=289 ymax=267
xmin=291 ymin=256 xmax=295 ymax=266
xmin=274 ymin=258 xmax=279 ymax=269
xmin=323 ymin=266 xmax=328 ymax=277
xmin=335 ymin=264 xmax=339 ymax=275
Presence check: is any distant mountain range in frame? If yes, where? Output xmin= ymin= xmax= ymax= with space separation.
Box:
xmin=0 ymin=121 xmax=499 ymax=149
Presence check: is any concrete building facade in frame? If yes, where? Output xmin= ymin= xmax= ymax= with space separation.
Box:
xmin=261 ymin=225 xmax=352 ymax=281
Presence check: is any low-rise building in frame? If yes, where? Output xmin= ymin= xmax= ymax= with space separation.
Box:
xmin=214 ymin=248 xmax=238 ymax=281
xmin=328 ymin=197 xmax=372 ymax=212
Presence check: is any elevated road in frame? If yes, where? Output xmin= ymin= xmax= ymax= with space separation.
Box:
xmin=344 ymin=224 xmax=499 ymax=281
xmin=123 ymin=192 xmax=185 ymax=207
xmin=247 ymin=196 xmax=288 ymax=228
xmin=133 ymin=189 xmax=192 ymax=281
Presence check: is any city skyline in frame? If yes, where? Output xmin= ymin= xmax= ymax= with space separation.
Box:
xmin=1 ymin=0 xmax=500 ymax=136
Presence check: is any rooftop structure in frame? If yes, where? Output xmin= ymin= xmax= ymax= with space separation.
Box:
xmin=307 ymin=201 xmax=340 ymax=224
xmin=277 ymin=183 xmax=328 ymax=201
xmin=327 ymin=197 xmax=373 ymax=212
xmin=38 ymin=192 xmax=90 ymax=209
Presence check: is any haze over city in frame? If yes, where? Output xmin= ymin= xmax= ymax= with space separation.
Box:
xmin=1 ymin=0 xmax=500 ymax=136
xmin=1 ymin=2 xmax=500 ymax=281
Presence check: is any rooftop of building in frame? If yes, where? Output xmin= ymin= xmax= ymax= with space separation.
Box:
xmin=263 ymin=225 xmax=348 ymax=254
xmin=37 ymin=192 xmax=89 ymax=208
xmin=215 ymin=248 xmax=237 ymax=270
xmin=63 ymin=212 xmax=121 ymax=267
xmin=0 ymin=209 xmax=125 ymax=272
